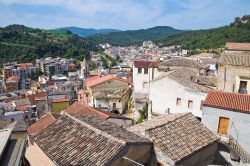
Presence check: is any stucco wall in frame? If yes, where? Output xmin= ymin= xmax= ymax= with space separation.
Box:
xmin=26 ymin=140 xmax=55 ymax=166
xmin=149 ymin=77 xmax=207 ymax=118
xmin=133 ymin=66 xmax=161 ymax=96
xmin=217 ymin=64 xmax=250 ymax=94
xmin=51 ymin=101 xmax=69 ymax=113
xmin=202 ymin=106 xmax=250 ymax=154
xmin=91 ymin=79 xmax=128 ymax=93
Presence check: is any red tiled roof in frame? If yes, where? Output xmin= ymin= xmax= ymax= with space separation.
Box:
xmin=15 ymin=105 xmax=30 ymax=111
xmin=27 ymin=92 xmax=47 ymax=105
xmin=85 ymin=75 xmax=128 ymax=88
xmin=225 ymin=42 xmax=250 ymax=51
xmin=204 ymin=91 xmax=250 ymax=113
xmin=6 ymin=76 xmax=19 ymax=81
xmin=27 ymin=114 xmax=56 ymax=135
xmin=134 ymin=60 xmax=160 ymax=68
xmin=50 ymin=97 xmax=69 ymax=103
xmin=68 ymin=63 xmax=76 ymax=67
xmin=66 ymin=101 xmax=131 ymax=120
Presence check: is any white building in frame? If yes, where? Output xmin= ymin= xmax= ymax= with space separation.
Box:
xmin=133 ymin=60 xmax=161 ymax=112
xmin=202 ymin=90 xmax=250 ymax=162
xmin=148 ymin=67 xmax=216 ymax=119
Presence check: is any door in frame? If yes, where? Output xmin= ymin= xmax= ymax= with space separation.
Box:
xmin=113 ymin=103 xmax=117 ymax=110
xmin=218 ymin=117 xmax=230 ymax=134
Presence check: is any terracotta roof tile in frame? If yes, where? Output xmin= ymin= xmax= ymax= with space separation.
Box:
xmin=220 ymin=52 xmax=250 ymax=67
xmin=225 ymin=42 xmax=250 ymax=51
xmin=203 ymin=90 xmax=250 ymax=113
xmin=159 ymin=58 xmax=208 ymax=70
xmin=129 ymin=113 xmax=218 ymax=163
xmin=66 ymin=101 xmax=131 ymax=120
xmin=32 ymin=114 xmax=149 ymax=165
xmin=85 ymin=75 xmax=128 ymax=88
xmin=27 ymin=114 xmax=56 ymax=135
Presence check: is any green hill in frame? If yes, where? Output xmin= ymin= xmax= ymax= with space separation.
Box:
xmin=86 ymin=26 xmax=182 ymax=46
xmin=157 ymin=15 xmax=250 ymax=51
xmin=0 ymin=24 xmax=98 ymax=67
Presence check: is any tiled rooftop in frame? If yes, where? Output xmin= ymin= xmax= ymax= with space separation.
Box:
xmin=159 ymin=58 xmax=208 ymax=70
xmin=32 ymin=114 xmax=149 ymax=166
xmin=129 ymin=113 xmax=218 ymax=163
xmin=225 ymin=42 xmax=250 ymax=51
xmin=85 ymin=75 xmax=128 ymax=88
xmin=203 ymin=90 xmax=250 ymax=113
xmin=27 ymin=114 xmax=56 ymax=135
xmin=220 ymin=52 xmax=250 ymax=67
xmin=66 ymin=101 xmax=131 ymax=120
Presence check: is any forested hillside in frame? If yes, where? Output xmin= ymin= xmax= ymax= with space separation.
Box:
xmin=86 ymin=26 xmax=182 ymax=46
xmin=158 ymin=15 xmax=250 ymax=50
xmin=0 ymin=25 xmax=98 ymax=66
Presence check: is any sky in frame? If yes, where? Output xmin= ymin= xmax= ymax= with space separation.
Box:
xmin=0 ymin=0 xmax=249 ymax=30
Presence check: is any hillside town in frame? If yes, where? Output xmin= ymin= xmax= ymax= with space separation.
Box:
xmin=1 ymin=41 xmax=250 ymax=166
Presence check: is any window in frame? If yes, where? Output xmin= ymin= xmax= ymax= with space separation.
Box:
xmin=165 ymin=108 xmax=170 ymax=114
xmin=188 ymin=100 xmax=193 ymax=109
xmin=143 ymin=82 xmax=148 ymax=88
xmin=238 ymin=81 xmax=247 ymax=94
xmin=98 ymin=104 xmax=102 ymax=107
xmin=200 ymin=100 xmax=204 ymax=110
xmin=144 ymin=68 xmax=148 ymax=74
xmin=138 ymin=67 xmax=142 ymax=74
xmin=176 ymin=98 xmax=181 ymax=106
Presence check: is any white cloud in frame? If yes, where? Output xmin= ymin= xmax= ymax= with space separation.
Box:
xmin=0 ymin=0 xmax=249 ymax=29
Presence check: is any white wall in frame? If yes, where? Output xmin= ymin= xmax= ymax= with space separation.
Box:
xmin=149 ymin=77 xmax=207 ymax=118
xmin=202 ymin=106 xmax=250 ymax=154
xmin=133 ymin=66 xmax=161 ymax=97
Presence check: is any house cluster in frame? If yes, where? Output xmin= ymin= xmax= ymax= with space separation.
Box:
xmin=36 ymin=57 xmax=76 ymax=76
xmin=1 ymin=62 xmax=39 ymax=92
xmin=1 ymin=42 xmax=250 ymax=165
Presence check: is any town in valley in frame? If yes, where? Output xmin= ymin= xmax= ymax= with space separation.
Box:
xmin=0 ymin=1 xmax=250 ymax=166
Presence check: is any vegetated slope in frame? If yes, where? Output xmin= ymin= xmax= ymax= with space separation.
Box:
xmin=86 ymin=26 xmax=183 ymax=46
xmin=0 ymin=24 xmax=98 ymax=67
xmin=158 ymin=15 xmax=250 ymax=50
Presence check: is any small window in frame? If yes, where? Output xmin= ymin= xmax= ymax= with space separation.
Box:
xmin=165 ymin=108 xmax=170 ymax=114
xmin=143 ymin=82 xmax=148 ymax=88
xmin=176 ymin=98 xmax=181 ymax=106
xmin=98 ymin=104 xmax=101 ymax=107
xmin=144 ymin=68 xmax=148 ymax=74
xmin=138 ymin=68 xmax=142 ymax=74
xmin=119 ymin=100 xmax=121 ymax=102
xmin=200 ymin=100 xmax=204 ymax=110
xmin=188 ymin=100 xmax=193 ymax=109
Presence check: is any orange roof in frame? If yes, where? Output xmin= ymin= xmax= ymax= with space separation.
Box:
xmin=68 ymin=63 xmax=76 ymax=67
xmin=66 ymin=101 xmax=131 ymax=120
xmin=15 ymin=105 xmax=31 ymax=111
xmin=7 ymin=76 xmax=19 ymax=81
xmin=50 ymin=96 xmax=69 ymax=103
xmin=225 ymin=42 xmax=250 ymax=51
xmin=27 ymin=92 xmax=47 ymax=105
xmin=85 ymin=75 xmax=128 ymax=88
xmin=204 ymin=91 xmax=250 ymax=113
xmin=27 ymin=114 xmax=56 ymax=135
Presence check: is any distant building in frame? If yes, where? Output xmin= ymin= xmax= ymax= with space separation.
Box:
xmin=129 ymin=113 xmax=218 ymax=166
xmin=202 ymin=91 xmax=250 ymax=162
xmin=47 ymin=93 xmax=70 ymax=113
xmin=84 ymin=75 xmax=130 ymax=114
xmin=4 ymin=76 xmax=19 ymax=93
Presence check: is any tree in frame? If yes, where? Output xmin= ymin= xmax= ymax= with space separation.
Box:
xmin=137 ymin=103 xmax=148 ymax=124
